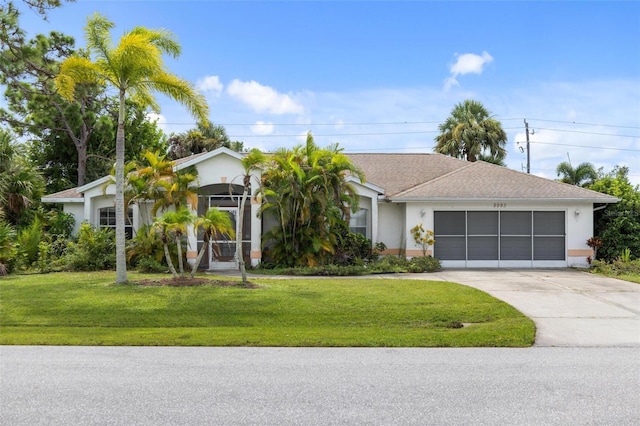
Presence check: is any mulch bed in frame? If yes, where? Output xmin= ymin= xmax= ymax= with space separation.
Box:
xmin=134 ymin=277 xmax=260 ymax=288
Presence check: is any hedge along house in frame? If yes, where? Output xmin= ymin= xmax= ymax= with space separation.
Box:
xmin=347 ymin=153 xmax=618 ymax=268
xmin=43 ymin=149 xmax=618 ymax=269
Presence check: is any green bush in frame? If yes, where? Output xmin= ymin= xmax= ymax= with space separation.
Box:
xmin=591 ymin=258 xmax=640 ymax=275
xmin=15 ymin=217 xmax=44 ymax=270
xmin=254 ymin=254 xmax=441 ymax=276
xmin=62 ymin=223 xmax=116 ymax=271
xmin=408 ymin=256 xmax=441 ymax=273
xmin=136 ymin=257 xmax=167 ymax=273
xmin=126 ymin=224 xmax=166 ymax=267
xmin=332 ymin=227 xmax=373 ymax=266
xmin=0 ymin=220 xmax=17 ymax=275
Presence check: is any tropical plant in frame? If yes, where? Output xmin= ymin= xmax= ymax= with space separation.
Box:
xmin=0 ymin=129 xmax=45 ymax=226
xmin=167 ymin=120 xmax=244 ymax=159
xmin=55 ymin=13 xmax=209 ymax=283
xmin=586 ymin=236 xmax=603 ymax=260
xmin=0 ymin=219 xmax=17 ymax=275
xmin=126 ymin=224 xmax=167 ymax=268
xmin=556 ymin=161 xmax=597 ymax=187
xmin=589 ymin=166 xmax=640 ymax=262
xmin=259 ymin=133 xmax=365 ymax=267
xmin=434 ymin=99 xmax=507 ymax=163
xmin=62 ymin=223 xmax=116 ymax=271
xmin=191 ymin=207 xmax=235 ymax=277
xmin=153 ymin=207 xmax=193 ymax=278
xmin=410 ymin=223 xmax=435 ymax=256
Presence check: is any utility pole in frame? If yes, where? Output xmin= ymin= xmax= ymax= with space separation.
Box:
xmin=524 ymin=119 xmax=531 ymax=174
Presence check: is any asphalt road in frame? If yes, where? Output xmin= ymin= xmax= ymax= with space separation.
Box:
xmin=1 ymin=346 xmax=639 ymax=425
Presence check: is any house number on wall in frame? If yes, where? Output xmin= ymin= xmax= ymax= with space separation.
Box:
xmin=493 ymin=203 xmax=507 ymax=208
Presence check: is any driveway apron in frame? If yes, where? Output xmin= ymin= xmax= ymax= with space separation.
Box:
xmin=425 ymin=269 xmax=640 ymax=347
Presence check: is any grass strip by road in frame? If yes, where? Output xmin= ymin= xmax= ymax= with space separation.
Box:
xmin=0 ymin=272 xmax=535 ymax=347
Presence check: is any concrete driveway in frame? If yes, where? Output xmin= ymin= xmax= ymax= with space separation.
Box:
xmin=425 ymin=269 xmax=640 ymax=347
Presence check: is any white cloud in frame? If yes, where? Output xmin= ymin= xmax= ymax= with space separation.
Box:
xmin=444 ymin=51 xmax=494 ymax=90
xmin=227 ymin=79 xmax=304 ymax=115
xmin=250 ymin=121 xmax=274 ymax=135
xmin=196 ymin=75 xmax=224 ymax=96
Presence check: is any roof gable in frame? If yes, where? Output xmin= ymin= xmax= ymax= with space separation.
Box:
xmin=396 ymin=160 xmax=619 ymax=202
xmin=347 ymin=153 xmax=617 ymax=203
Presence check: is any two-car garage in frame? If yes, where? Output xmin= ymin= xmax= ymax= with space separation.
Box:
xmin=433 ymin=210 xmax=566 ymax=267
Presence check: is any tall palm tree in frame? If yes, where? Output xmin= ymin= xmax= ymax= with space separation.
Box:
xmin=191 ymin=207 xmax=235 ymax=278
xmin=236 ymin=148 xmax=266 ymax=282
xmin=153 ymin=206 xmax=193 ymax=278
xmin=434 ymin=99 xmax=507 ymax=162
xmin=556 ymin=161 xmax=597 ymax=187
xmin=55 ymin=14 xmax=209 ymax=283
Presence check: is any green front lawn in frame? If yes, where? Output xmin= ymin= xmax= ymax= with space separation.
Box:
xmin=0 ymin=272 xmax=535 ymax=347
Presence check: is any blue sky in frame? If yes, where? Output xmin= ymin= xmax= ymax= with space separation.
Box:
xmin=15 ymin=0 xmax=640 ymax=184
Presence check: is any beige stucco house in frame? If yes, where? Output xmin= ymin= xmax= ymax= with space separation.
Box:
xmin=42 ymin=148 xmax=618 ymax=269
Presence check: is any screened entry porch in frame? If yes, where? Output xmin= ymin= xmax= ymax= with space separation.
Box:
xmin=196 ymin=184 xmax=251 ymax=270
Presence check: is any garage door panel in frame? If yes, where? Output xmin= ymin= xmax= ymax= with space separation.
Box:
xmin=467 ymin=211 xmax=498 ymax=234
xmin=534 ymin=236 xmax=565 ymax=260
xmin=468 ymin=236 xmax=498 ymax=260
xmin=435 ymin=236 xmax=466 ymax=260
xmin=500 ymin=236 xmax=532 ymax=260
xmin=434 ymin=211 xmax=465 ymax=234
xmin=500 ymin=211 xmax=532 ymax=235
xmin=534 ymin=211 xmax=565 ymax=235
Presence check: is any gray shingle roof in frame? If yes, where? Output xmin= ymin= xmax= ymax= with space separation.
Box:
xmin=348 ymin=153 xmax=618 ymax=202
xmin=41 ymin=187 xmax=82 ymax=200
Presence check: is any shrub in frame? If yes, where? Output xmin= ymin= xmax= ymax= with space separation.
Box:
xmin=408 ymin=256 xmax=441 ymax=273
xmin=136 ymin=257 xmax=167 ymax=273
xmin=15 ymin=217 xmax=44 ymax=270
xmin=0 ymin=220 xmax=17 ymax=274
xmin=126 ymin=224 xmax=167 ymax=267
xmin=333 ymin=227 xmax=373 ymax=266
xmin=62 ymin=223 xmax=116 ymax=271
xmin=591 ymin=258 xmax=640 ymax=275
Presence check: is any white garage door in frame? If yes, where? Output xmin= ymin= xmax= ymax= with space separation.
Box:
xmin=434 ymin=211 xmax=566 ymax=267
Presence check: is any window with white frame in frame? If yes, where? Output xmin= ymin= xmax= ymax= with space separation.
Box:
xmin=99 ymin=207 xmax=133 ymax=239
xmin=349 ymin=208 xmax=368 ymax=237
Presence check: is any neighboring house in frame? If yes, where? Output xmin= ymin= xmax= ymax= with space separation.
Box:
xmin=42 ymin=148 xmax=618 ymax=269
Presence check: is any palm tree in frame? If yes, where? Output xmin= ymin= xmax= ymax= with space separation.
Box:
xmin=153 ymin=206 xmax=193 ymax=278
xmin=191 ymin=207 xmax=235 ymax=277
xmin=55 ymin=14 xmax=209 ymax=283
xmin=556 ymin=161 xmax=597 ymax=187
xmin=259 ymin=133 xmax=365 ymax=267
xmin=236 ymin=148 xmax=266 ymax=282
xmin=434 ymin=99 xmax=507 ymax=162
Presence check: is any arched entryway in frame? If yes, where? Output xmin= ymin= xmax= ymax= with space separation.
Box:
xmin=197 ymin=184 xmax=251 ymax=270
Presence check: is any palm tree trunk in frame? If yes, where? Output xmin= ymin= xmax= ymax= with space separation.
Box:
xmin=163 ymin=242 xmax=178 ymax=278
xmin=115 ymin=89 xmax=128 ymax=284
xmin=190 ymin=236 xmax=208 ymax=278
xmin=176 ymin=234 xmax=184 ymax=277
xmin=238 ymin=186 xmax=248 ymax=283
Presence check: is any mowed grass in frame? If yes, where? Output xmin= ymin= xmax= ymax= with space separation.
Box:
xmin=0 ymin=272 xmax=535 ymax=347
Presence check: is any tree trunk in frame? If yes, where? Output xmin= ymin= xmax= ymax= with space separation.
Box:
xmin=238 ymin=185 xmax=248 ymax=283
xmin=163 ymin=242 xmax=178 ymax=278
xmin=190 ymin=235 xmax=208 ymax=278
xmin=115 ymin=89 xmax=127 ymax=284
xmin=176 ymin=233 xmax=184 ymax=277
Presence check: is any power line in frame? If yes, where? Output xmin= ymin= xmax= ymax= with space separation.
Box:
xmin=527 ymin=140 xmax=640 ymax=152
xmin=533 ymin=127 xmax=639 ymax=138
xmin=527 ymin=118 xmax=640 ymax=130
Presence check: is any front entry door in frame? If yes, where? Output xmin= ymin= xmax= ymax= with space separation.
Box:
xmin=208 ymin=207 xmax=238 ymax=270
